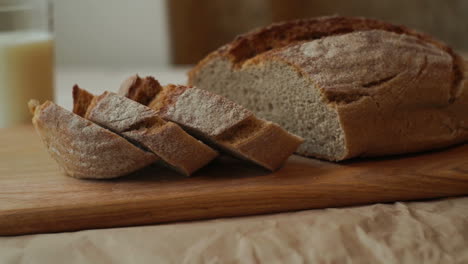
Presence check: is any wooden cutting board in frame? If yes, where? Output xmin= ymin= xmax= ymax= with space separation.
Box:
xmin=1 ymin=125 xmax=467 ymax=236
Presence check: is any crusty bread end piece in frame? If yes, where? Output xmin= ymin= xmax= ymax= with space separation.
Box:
xmin=72 ymin=84 xmax=94 ymax=117
xmin=147 ymin=85 xmax=304 ymax=171
xmin=118 ymin=75 xmax=162 ymax=106
xmin=73 ymin=86 xmax=218 ymax=175
xmin=29 ymin=99 xmax=158 ymax=179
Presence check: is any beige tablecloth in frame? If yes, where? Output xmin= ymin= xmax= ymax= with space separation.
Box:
xmin=1 ymin=197 xmax=467 ymax=263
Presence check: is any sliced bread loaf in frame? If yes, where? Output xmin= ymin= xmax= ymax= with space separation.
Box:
xmin=28 ymin=100 xmax=157 ymax=179
xmin=123 ymin=81 xmax=303 ymax=171
xmin=188 ymin=16 xmax=468 ymax=161
xmin=73 ymin=86 xmax=218 ymax=175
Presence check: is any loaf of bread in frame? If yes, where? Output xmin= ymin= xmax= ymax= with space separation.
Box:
xmin=188 ymin=16 xmax=468 ymax=161
xmin=28 ymin=100 xmax=158 ymax=179
xmin=118 ymin=77 xmax=304 ymax=171
xmin=73 ymin=86 xmax=218 ymax=176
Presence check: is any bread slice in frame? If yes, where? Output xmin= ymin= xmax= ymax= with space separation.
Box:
xmin=188 ymin=16 xmax=468 ymax=161
xmin=73 ymin=86 xmax=218 ymax=175
xmin=139 ymin=84 xmax=303 ymax=171
xmin=28 ymin=100 xmax=157 ymax=179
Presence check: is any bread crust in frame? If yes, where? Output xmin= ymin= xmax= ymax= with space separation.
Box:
xmin=189 ymin=16 xmax=463 ymax=91
xmin=29 ymin=100 xmax=158 ymax=179
xmin=189 ymin=16 xmax=468 ymax=160
xmin=222 ymin=118 xmax=305 ymax=170
xmin=72 ymin=85 xmax=94 ymax=117
xmin=118 ymin=75 xmax=162 ymax=106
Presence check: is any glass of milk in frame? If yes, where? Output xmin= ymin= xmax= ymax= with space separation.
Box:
xmin=0 ymin=0 xmax=53 ymax=128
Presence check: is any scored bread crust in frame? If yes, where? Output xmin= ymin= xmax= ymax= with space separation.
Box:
xmin=188 ymin=16 xmax=468 ymax=161
xmin=73 ymin=86 xmax=218 ymax=175
xmin=148 ymin=85 xmax=304 ymax=171
xmin=188 ymin=16 xmax=463 ymax=89
xmin=29 ymin=100 xmax=157 ymax=179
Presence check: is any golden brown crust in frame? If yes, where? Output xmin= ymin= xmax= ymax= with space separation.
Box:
xmin=188 ymin=16 xmax=463 ymax=93
xmin=72 ymin=85 xmax=94 ymax=117
xmin=228 ymin=16 xmax=450 ymax=63
xmin=216 ymin=117 xmax=303 ymax=170
xmin=30 ymin=100 xmax=158 ymax=179
xmin=268 ymin=30 xmax=456 ymax=103
xmin=118 ymin=75 xmax=162 ymax=106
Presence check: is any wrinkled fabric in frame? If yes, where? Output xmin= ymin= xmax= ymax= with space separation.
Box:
xmin=1 ymin=197 xmax=467 ymax=264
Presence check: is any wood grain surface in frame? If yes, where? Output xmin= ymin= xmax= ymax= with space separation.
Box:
xmin=1 ymin=125 xmax=467 ymax=236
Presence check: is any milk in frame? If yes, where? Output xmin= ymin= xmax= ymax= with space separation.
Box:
xmin=0 ymin=31 xmax=54 ymax=128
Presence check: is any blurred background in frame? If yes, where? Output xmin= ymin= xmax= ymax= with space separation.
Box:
xmin=53 ymin=0 xmax=468 ymax=67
